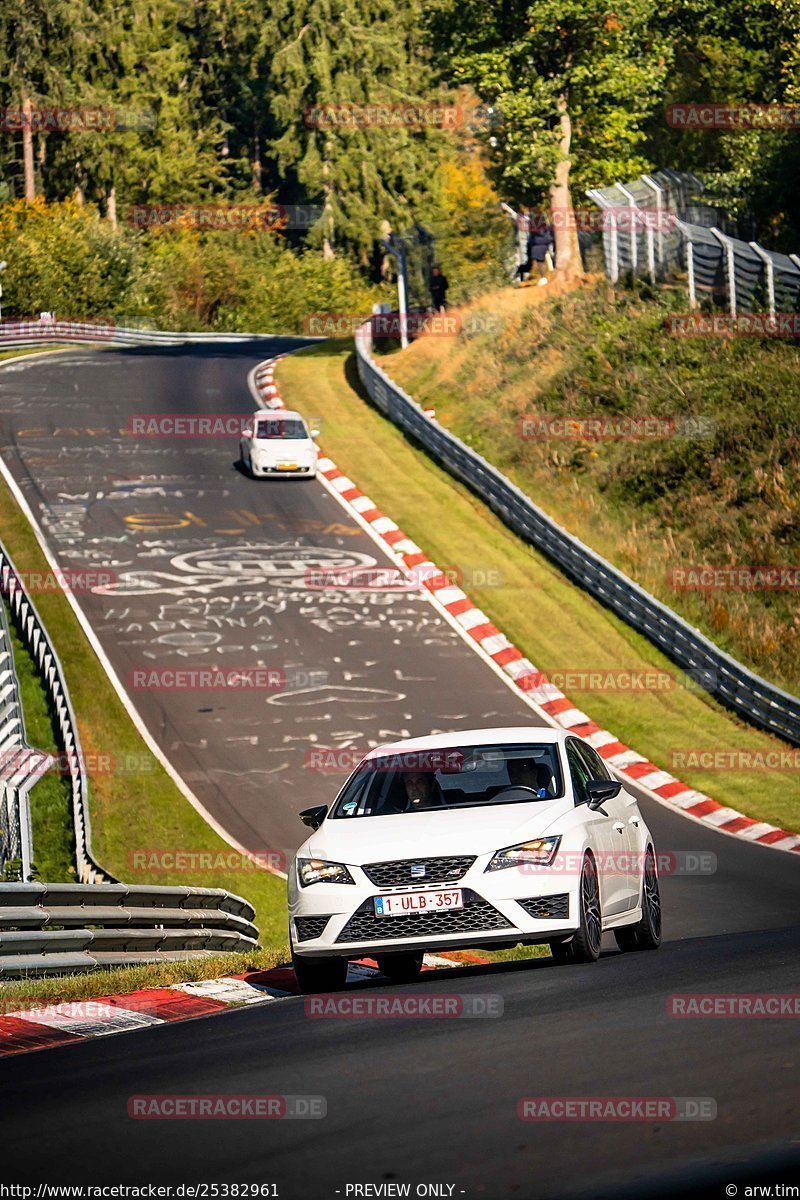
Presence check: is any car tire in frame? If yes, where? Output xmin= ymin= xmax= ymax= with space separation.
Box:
xmin=614 ymin=846 xmax=662 ymax=952
xmin=239 ymin=445 xmax=251 ymax=477
xmin=376 ymin=951 xmax=424 ymax=984
xmin=291 ymin=947 xmax=349 ymax=994
xmin=549 ymin=853 xmax=602 ymax=964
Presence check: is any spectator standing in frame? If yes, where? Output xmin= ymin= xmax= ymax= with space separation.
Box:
xmin=430 ymin=264 xmax=449 ymax=311
xmin=527 ymin=217 xmax=555 ymax=285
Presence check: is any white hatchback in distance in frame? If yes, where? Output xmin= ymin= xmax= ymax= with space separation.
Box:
xmin=239 ymin=410 xmax=319 ymax=478
xmin=288 ymin=727 xmax=662 ymax=992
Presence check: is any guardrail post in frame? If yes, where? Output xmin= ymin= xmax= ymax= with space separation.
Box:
xmin=640 ymin=175 xmax=665 ymax=269
xmin=685 ymin=239 xmax=697 ymax=308
xmin=711 ymin=228 xmax=737 ymax=318
xmin=749 ymin=242 xmax=776 ymax=319
xmin=616 ymin=183 xmax=639 ymax=275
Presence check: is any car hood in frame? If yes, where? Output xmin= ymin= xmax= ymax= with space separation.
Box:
xmin=253 ymin=439 xmax=312 ymax=452
xmin=303 ymin=797 xmax=572 ymax=864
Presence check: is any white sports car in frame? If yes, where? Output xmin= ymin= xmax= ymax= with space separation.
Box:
xmin=239 ymin=410 xmax=319 ymax=478
xmin=288 ymin=727 xmax=661 ymax=992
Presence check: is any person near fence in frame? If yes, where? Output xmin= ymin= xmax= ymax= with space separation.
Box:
xmin=527 ymin=216 xmax=555 ymax=285
xmin=430 ymin=265 xmax=449 ymax=311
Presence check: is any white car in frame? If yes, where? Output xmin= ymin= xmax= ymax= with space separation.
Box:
xmin=239 ymin=410 xmax=319 ymax=478
xmin=288 ymin=727 xmax=661 ymax=992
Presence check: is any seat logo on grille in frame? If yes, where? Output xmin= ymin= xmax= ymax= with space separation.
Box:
xmin=410 ymin=863 xmax=427 ymax=878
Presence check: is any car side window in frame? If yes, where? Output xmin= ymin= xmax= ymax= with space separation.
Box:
xmin=566 ymin=742 xmax=592 ymax=806
xmin=575 ymin=740 xmax=611 ymax=781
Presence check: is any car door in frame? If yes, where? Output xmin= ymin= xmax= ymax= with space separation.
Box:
xmin=566 ymin=739 xmax=628 ymax=916
xmin=575 ymin=740 xmax=641 ymax=912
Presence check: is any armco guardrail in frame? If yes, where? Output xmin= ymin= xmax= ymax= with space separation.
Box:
xmin=354 ymin=321 xmax=800 ymax=746
xmin=0 ymin=320 xmax=317 ymax=351
xmin=0 ymin=882 xmax=258 ymax=976
xmin=0 ymin=540 xmax=109 ymax=884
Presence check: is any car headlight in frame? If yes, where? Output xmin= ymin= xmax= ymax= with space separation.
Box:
xmin=297 ymin=857 xmax=355 ymax=886
xmin=484 ymin=836 xmax=561 ymax=872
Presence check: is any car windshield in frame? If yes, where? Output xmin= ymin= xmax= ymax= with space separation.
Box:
xmin=330 ymin=743 xmax=563 ymax=818
xmin=255 ymin=418 xmax=307 ymax=440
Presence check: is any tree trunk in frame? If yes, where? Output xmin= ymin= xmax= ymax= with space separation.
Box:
xmin=549 ymin=93 xmax=584 ymax=281
xmin=107 ymin=186 xmax=117 ymax=227
xmin=252 ymin=128 xmax=262 ymax=193
xmin=22 ymin=96 xmax=35 ymax=201
xmin=322 ymin=151 xmax=335 ymax=260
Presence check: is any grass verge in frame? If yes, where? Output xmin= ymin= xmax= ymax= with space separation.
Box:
xmin=384 ymin=279 xmax=800 ymax=695
xmin=2 ymin=602 xmax=75 ymax=881
xmin=0 ymin=945 xmax=287 ymax=1012
xmin=277 ymin=340 xmax=800 ymax=834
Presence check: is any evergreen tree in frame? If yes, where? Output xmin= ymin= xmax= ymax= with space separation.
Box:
xmin=266 ymin=0 xmax=446 ymax=261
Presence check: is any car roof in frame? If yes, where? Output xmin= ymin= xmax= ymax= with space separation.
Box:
xmin=254 ymin=409 xmax=305 ymax=423
xmin=364 ymin=727 xmax=566 ymax=760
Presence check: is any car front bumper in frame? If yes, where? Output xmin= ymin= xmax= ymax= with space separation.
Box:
xmin=290 ymin=864 xmax=582 ymax=958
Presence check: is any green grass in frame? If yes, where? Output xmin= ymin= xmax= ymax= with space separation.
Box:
xmin=277 ymin=340 xmax=800 ymax=834
xmin=386 ymin=279 xmax=800 ymax=696
xmin=0 ymin=475 xmax=288 ymax=949
xmin=2 ymin=602 xmax=75 ymax=881
xmin=0 ymin=346 xmax=75 ymax=363
xmin=0 ymin=945 xmax=287 ymax=1012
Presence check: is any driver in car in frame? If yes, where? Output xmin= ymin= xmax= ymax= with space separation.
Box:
xmin=507 ymin=758 xmax=551 ymax=798
xmin=404 ymin=770 xmax=444 ymax=809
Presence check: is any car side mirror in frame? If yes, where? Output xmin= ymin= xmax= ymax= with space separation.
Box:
xmin=242 ymin=427 xmax=254 ymax=439
xmin=586 ymin=778 xmax=622 ymax=810
xmin=310 ymin=428 xmax=320 ymax=438
xmin=300 ymin=804 xmax=328 ymax=830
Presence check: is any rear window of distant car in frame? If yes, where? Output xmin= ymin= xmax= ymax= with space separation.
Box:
xmin=330 ymin=743 xmax=564 ymax=818
xmin=255 ymin=418 xmax=307 ymax=439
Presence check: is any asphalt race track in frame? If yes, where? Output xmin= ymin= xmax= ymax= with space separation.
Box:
xmin=1 ymin=344 xmax=798 ymax=1197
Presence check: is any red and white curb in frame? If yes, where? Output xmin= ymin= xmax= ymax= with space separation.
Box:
xmin=0 ymin=954 xmax=484 ymax=1057
xmin=252 ymin=355 xmax=800 ymax=857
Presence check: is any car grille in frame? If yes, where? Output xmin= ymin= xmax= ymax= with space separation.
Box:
xmin=361 ymin=855 xmax=476 ymax=888
xmin=336 ymin=889 xmax=511 ymax=943
xmin=294 ymin=916 xmax=331 ymax=942
xmin=517 ymin=894 xmax=569 ymax=920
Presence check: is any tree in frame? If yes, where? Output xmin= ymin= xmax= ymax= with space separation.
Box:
xmin=266 ymin=0 xmax=445 ymax=261
xmin=427 ymin=0 xmax=671 ymax=278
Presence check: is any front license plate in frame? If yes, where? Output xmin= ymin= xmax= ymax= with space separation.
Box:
xmin=278 ymin=462 xmax=298 ymax=471
xmin=373 ymin=889 xmax=463 ymax=917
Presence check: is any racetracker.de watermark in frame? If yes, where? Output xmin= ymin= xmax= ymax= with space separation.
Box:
xmin=668 ymin=565 xmax=800 ymax=591
xmin=305 ymin=311 xmax=502 ymax=338
xmin=127 ymin=414 xmax=274 ymax=437
xmin=669 ymin=748 xmax=800 ymax=772
xmin=521 ymin=668 xmax=717 ymax=694
xmin=516 ymin=850 xmax=716 ymax=877
xmin=517 ymin=207 xmax=678 ymax=233
xmin=128 ymin=667 xmax=286 ymax=692
xmin=302 ymin=563 xmax=504 ymax=590
xmin=0 ymin=106 xmax=155 ymax=132
xmin=0 ymin=750 xmax=155 ymax=780
xmin=128 ymin=204 xmax=321 ymax=231
xmin=666 ymin=314 xmax=800 ymax=338
xmin=518 ymin=414 xmax=715 ymax=441
xmin=304 ymin=103 xmax=464 ymax=129
xmin=2 ymin=568 xmax=115 ymax=593
xmin=127 ymin=1095 xmax=326 ymax=1119
xmin=305 ymin=994 xmax=503 ymax=1019
xmin=666 ymin=103 xmax=800 ymax=129
xmin=128 ymin=848 xmax=287 ymax=873
xmin=517 ymin=1096 xmax=717 ymax=1121
xmin=668 ymin=994 xmax=800 ymax=1018
xmin=0 ymin=318 xmax=116 ymax=341
xmin=305 ymin=747 xmax=465 ymax=773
